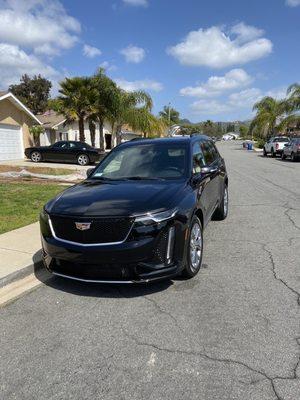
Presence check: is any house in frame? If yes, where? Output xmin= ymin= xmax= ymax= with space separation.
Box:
xmin=38 ymin=111 xmax=144 ymax=149
xmin=38 ymin=110 xmax=115 ymax=150
xmin=0 ymin=91 xmax=41 ymax=161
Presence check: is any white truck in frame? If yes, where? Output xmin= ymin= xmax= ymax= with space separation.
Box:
xmin=263 ymin=136 xmax=290 ymax=157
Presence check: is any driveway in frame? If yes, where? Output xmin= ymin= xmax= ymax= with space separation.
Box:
xmin=1 ymin=142 xmax=300 ymax=400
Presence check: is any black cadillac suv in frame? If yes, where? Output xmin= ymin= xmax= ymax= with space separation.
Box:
xmin=40 ymin=135 xmax=228 ymax=283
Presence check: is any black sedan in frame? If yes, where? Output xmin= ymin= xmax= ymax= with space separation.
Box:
xmin=40 ymin=135 xmax=228 ymax=283
xmin=25 ymin=141 xmax=100 ymax=166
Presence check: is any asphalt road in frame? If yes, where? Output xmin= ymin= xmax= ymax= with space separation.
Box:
xmin=1 ymin=142 xmax=300 ymax=400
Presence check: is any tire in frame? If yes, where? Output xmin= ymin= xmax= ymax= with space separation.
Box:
xmin=271 ymin=148 xmax=276 ymax=158
xmin=182 ymin=216 xmax=203 ymax=279
xmin=77 ymin=154 xmax=90 ymax=166
xmin=213 ymin=184 xmax=229 ymax=221
xmin=30 ymin=151 xmax=42 ymax=163
xmin=291 ymin=152 xmax=297 ymax=162
xmin=263 ymin=147 xmax=267 ymax=157
xmin=281 ymin=152 xmax=286 ymax=160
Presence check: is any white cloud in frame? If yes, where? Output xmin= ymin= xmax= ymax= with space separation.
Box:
xmin=120 ymin=45 xmax=145 ymax=63
xmin=83 ymin=44 xmax=102 ymax=58
xmin=0 ymin=0 xmax=81 ymax=56
xmin=99 ymin=61 xmax=117 ymax=72
xmin=180 ymin=69 xmax=253 ymax=98
xmin=0 ymin=43 xmax=60 ymax=88
xmin=122 ymin=0 xmax=148 ymax=6
xmin=286 ymin=0 xmax=300 ymax=6
xmin=190 ymin=86 xmax=287 ymax=117
xmin=167 ymin=23 xmax=272 ymax=68
xmin=191 ymin=100 xmax=231 ymax=115
xmin=115 ymin=78 xmax=163 ymax=92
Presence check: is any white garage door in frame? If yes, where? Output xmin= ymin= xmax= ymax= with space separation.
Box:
xmin=0 ymin=124 xmax=23 ymax=161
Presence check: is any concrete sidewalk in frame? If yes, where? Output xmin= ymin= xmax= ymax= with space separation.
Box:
xmin=0 ymin=222 xmax=42 ymax=287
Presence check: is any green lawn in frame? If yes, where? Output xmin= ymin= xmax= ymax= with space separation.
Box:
xmin=0 ymin=182 xmax=65 ymax=234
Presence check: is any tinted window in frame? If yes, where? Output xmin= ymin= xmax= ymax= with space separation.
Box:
xmin=92 ymin=143 xmax=188 ymax=180
xmin=192 ymin=142 xmax=205 ymax=174
xmin=52 ymin=142 xmax=68 ymax=149
xmin=274 ymin=137 xmax=289 ymax=142
xmin=201 ymin=141 xmax=218 ymax=165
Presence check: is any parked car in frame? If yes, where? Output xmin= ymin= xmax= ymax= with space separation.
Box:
xmin=281 ymin=137 xmax=300 ymax=161
xmin=263 ymin=136 xmax=290 ymax=157
xmin=40 ymin=135 xmax=228 ymax=283
xmin=25 ymin=141 xmax=100 ymax=166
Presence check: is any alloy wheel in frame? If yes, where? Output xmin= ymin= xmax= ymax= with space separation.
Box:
xmin=189 ymin=222 xmax=202 ymax=272
xmin=31 ymin=152 xmax=41 ymax=162
xmin=78 ymin=154 xmax=89 ymax=166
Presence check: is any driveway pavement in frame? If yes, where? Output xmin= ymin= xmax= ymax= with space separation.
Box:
xmin=1 ymin=142 xmax=300 ymax=400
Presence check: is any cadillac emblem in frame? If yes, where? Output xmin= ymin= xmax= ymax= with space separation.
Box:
xmin=75 ymin=222 xmax=91 ymax=231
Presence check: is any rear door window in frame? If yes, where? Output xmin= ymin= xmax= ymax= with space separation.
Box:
xmin=201 ymin=140 xmax=218 ymax=166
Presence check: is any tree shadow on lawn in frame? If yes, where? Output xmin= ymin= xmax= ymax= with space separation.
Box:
xmin=33 ymin=250 xmax=173 ymax=299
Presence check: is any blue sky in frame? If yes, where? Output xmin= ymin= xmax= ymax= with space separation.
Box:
xmin=0 ymin=0 xmax=299 ymax=122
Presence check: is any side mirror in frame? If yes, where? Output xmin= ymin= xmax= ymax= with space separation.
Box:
xmin=86 ymin=168 xmax=95 ymax=178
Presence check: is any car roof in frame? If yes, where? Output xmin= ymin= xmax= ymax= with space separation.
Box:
xmin=120 ymin=135 xmax=212 ymax=147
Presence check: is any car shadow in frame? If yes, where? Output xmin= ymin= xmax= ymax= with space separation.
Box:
xmin=32 ymin=250 xmax=173 ymax=299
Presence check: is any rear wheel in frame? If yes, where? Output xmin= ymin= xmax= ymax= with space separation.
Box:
xmin=77 ymin=154 xmax=89 ymax=166
xmin=182 ymin=216 xmax=203 ymax=279
xmin=281 ymin=152 xmax=286 ymax=160
xmin=30 ymin=151 xmax=42 ymax=163
xmin=291 ymin=152 xmax=297 ymax=162
xmin=213 ymin=184 xmax=228 ymax=221
xmin=263 ymin=147 xmax=267 ymax=157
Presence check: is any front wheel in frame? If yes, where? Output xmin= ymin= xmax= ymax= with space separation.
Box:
xmin=77 ymin=154 xmax=89 ymax=166
xmin=291 ymin=152 xmax=297 ymax=162
xmin=30 ymin=151 xmax=42 ymax=163
xmin=213 ymin=184 xmax=229 ymax=221
xmin=182 ymin=216 xmax=203 ymax=279
xmin=271 ymin=148 xmax=276 ymax=158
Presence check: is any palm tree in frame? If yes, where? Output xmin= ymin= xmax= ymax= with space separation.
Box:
xmin=249 ymin=96 xmax=286 ymax=138
xmin=159 ymin=105 xmax=180 ymax=126
xmin=108 ymin=87 xmax=154 ymax=145
xmin=91 ymin=69 xmax=118 ymax=151
xmin=57 ymin=77 xmax=92 ymax=142
xmin=286 ymin=83 xmax=300 ymax=112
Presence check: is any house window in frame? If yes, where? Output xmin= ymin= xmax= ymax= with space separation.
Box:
xmin=59 ymin=132 xmax=69 ymax=141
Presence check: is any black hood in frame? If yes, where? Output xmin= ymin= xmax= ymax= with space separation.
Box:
xmin=46 ymin=179 xmax=187 ymax=217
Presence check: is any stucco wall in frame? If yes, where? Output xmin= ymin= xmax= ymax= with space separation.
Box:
xmin=0 ymin=98 xmax=35 ymax=148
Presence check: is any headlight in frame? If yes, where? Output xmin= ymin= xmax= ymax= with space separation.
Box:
xmin=40 ymin=207 xmax=49 ymax=222
xmin=135 ymin=209 xmax=177 ymax=226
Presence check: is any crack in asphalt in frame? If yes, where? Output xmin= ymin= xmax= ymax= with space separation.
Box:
xmin=143 ymin=296 xmax=185 ymax=334
xmin=283 ymin=207 xmax=300 ymax=231
xmin=124 ymin=330 xmax=288 ymax=400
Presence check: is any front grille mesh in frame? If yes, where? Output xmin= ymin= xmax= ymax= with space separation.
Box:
xmin=51 ymin=215 xmax=134 ymax=244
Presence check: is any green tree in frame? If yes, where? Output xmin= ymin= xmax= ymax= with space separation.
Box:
xmin=249 ymin=97 xmax=286 ymax=138
xmin=286 ymin=83 xmax=300 ymax=112
xmin=9 ymin=74 xmax=52 ymax=114
xmin=29 ymin=125 xmax=45 ymax=146
xmin=90 ymin=69 xmax=118 ymax=151
xmin=108 ymin=87 xmax=153 ymax=145
xmin=159 ymin=105 xmax=180 ymax=126
xmin=55 ymin=77 xmax=92 ymax=142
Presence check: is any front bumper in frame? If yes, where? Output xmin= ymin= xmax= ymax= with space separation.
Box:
xmin=41 ymin=214 xmax=186 ymax=283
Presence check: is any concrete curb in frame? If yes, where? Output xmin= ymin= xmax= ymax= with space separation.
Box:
xmin=0 ymin=255 xmax=43 ymax=289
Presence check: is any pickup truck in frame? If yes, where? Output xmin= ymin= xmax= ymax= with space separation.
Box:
xmin=263 ymin=137 xmax=290 ymax=157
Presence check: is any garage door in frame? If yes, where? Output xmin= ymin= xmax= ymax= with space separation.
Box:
xmin=0 ymin=124 xmax=23 ymax=161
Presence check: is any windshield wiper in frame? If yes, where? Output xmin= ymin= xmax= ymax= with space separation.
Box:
xmin=90 ymin=176 xmax=116 ymax=181
xmin=121 ymin=176 xmax=164 ymax=181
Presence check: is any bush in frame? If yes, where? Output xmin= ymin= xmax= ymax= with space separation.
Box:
xmin=254 ymin=138 xmax=265 ymax=149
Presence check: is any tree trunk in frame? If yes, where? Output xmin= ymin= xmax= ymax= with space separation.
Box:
xmin=111 ymin=122 xmax=116 ymax=148
xmin=89 ymin=120 xmax=96 ymax=147
xmin=79 ymin=116 xmax=85 ymax=142
xmin=116 ymin=125 xmax=122 ymax=145
xmin=99 ymin=117 xmax=105 ymax=151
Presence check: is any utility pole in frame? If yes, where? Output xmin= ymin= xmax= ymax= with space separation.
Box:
xmin=168 ymin=102 xmax=171 ymax=126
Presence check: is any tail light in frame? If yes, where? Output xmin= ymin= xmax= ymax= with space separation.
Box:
xmin=275 ymin=143 xmax=279 ymax=150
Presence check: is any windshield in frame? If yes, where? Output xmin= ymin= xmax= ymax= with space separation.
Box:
xmin=91 ymin=142 xmax=188 ymax=180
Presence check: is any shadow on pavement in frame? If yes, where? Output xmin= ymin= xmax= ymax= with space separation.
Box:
xmin=32 ymin=250 xmax=173 ymax=299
